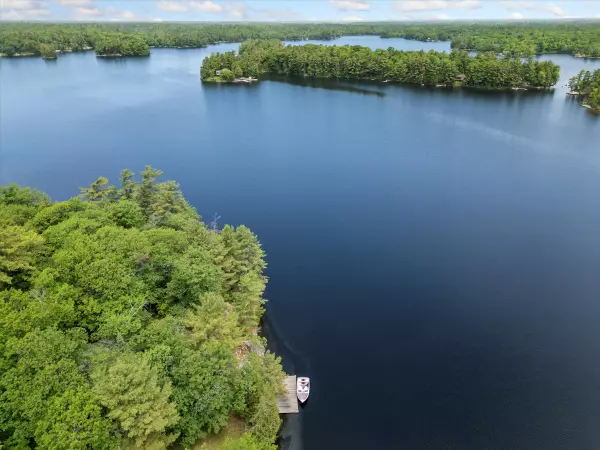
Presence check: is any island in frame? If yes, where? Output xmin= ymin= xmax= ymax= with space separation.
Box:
xmin=1 ymin=22 xmax=599 ymax=60
xmin=568 ymin=69 xmax=600 ymax=112
xmin=201 ymin=39 xmax=560 ymax=91
xmin=0 ymin=167 xmax=284 ymax=449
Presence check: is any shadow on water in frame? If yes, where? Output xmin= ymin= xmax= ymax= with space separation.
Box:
xmin=262 ymin=310 xmax=310 ymax=450
xmin=461 ymin=86 xmax=555 ymax=99
xmin=396 ymin=82 xmax=555 ymax=98
xmin=564 ymin=93 xmax=600 ymax=116
xmin=265 ymin=75 xmax=386 ymax=97
xmin=247 ymin=75 xmax=557 ymax=103
xmin=586 ymin=107 xmax=600 ymax=116
xmin=95 ymin=55 xmax=151 ymax=67
xmin=201 ymin=81 xmax=262 ymax=91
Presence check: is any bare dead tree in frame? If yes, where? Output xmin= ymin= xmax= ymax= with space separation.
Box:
xmin=210 ymin=213 xmax=222 ymax=233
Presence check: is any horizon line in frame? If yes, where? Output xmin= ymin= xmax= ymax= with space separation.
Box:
xmin=2 ymin=18 xmax=600 ymax=24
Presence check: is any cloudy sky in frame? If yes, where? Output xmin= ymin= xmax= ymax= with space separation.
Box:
xmin=1 ymin=0 xmax=600 ymax=22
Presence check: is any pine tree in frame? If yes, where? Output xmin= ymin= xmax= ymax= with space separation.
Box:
xmin=93 ymin=353 xmax=179 ymax=449
xmin=120 ymin=169 xmax=137 ymax=200
xmin=138 ymin=166 xmax=163 ymax=214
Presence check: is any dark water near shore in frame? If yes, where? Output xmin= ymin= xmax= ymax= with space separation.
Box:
xmin=2 ymin=37 xmax=600 ymax=450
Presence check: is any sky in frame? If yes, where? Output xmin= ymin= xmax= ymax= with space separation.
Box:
xmin=1 ymin=0 xmax=600 ymax=22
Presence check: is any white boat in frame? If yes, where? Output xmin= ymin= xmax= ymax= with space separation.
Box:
xmin=297 ymin=377 xmax=310 ymax=403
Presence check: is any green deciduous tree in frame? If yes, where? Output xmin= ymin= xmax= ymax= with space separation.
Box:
xmin=34 ymin=387 xmax=116 ymax=450
xmin=0 ymin=183 xmax=49 ymax=207
xmin=107 ymin=200 xmax=145 ymax=228
xmin=0 ymin=328 xmax=88 ymax=447
xmin=0 ymin=224 xmax=45 ymax=287
xmin=39 ymin=42 xmax=56 ymax=59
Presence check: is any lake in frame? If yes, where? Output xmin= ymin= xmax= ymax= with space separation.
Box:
xmin=2 ymin=36 xmax=600 ymax=450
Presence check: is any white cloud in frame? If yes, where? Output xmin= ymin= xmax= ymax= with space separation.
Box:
xmin=75 ymin=6 xmax=101 ymax=15
xmin=500 ymin=1 xmax=565 ymax=17
xmin=393 ymin=0 xmax=480 ymax=12
xmin=0 ymin=0 xmax=50 ymax=19
xmin=508 ymin=11 xmax=526 ymax=19
xmin=56 ymin=0 xmax=92 ymax=6
xmin=330 ymin=0 xmax=369 ymax=11
xmin=23 ymin=7 xmax=49 ymax=14
xmin=342 ymin=15 xmax=365 ymax=20
xmin=189 ymin=1 xmax=222 ymax=12
xmin=225 ymin=2 xmax=246 ymax=18
xmin=1 ymin=0 xmax=43 ymax=9
xmin=71 ymin=5 xmax=141 ymax=20
xmin=156 ymin=0 xmax=222 ymax=13
xmin=105 ymin=6 xmax=140 ymax=20
xmin=1 ymin=8 xmax=22 ymax=18
xmin=258 ymin=7 xmax=304 ymax=21
xmin=156 ymin=1 xmax=191 ymax=12
xmin=403 ymin=12 xmax=452 ymax=19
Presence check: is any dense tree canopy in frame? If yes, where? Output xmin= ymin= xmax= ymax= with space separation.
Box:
xmin=201 ymin=40 xmax=560 ymax=89
xmin=380 ymin=21 xmax=600 ymax=58
xmin=1 ymin=21 xmax=599 ymax=59
xmin=0 ymin=168 xmax=283 ymax=449
xmin=38 ymin=43 xmax=56 ymax=60
xmin=569 ymin=69 xmax=600 ymax=110
xmin=94 ymin=33 xmax=149 ymax=57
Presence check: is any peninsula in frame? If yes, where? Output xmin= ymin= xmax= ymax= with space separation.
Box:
xmin=0 ymin=168 xmax=284 ymax=449
xmin=569 ymin=69 xmax=600 ymax=112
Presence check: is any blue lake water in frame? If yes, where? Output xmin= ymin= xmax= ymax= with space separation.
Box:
xmin=2 ymin=37 xmax=600 ymax=450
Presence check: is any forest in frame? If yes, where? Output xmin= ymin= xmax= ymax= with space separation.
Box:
xmin=569 ymin=69 xmax=600 ymax=110
xmin=0 ymin=21 xmax=599 ymax=59
xmin=380 ymin=22 xmax=600 ymax=58
xmin=201 ymin=40 xmax=560 ymax=89
xmin=0 ymin=168 xmax=283 ymax=450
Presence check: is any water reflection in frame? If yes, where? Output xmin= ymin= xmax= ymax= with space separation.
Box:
xmin=266 ymin=75 xmax=386 ymax=97
xmin=95 ymin=55 xmax=151 ymax=68
xmin=201 ymin=81 xmax=261 ymax=91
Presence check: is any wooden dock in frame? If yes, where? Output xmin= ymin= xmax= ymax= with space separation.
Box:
xmin=276 ymin=376 xmax=298 ymax=414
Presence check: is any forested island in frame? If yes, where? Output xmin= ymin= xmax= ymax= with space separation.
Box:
xmin=201 ymin=40 xmax=560 ymax=90
xmin=569 ymin=69 xmax=600 ymax=112
xmin=1 ymin=21 xmax=599 ymax=59
xmin=0 ymin=168 xmax=283 ymax=449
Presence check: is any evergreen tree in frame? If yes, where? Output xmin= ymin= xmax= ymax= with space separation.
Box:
xmin=92 ymin=352 xmax=179 ymax=449
xmin=119 ymin=169 xmax=137 ymax=200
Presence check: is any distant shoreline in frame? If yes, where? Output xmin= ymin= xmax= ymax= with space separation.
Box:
xmin=4 ymin=47 xmax=598 ymax=61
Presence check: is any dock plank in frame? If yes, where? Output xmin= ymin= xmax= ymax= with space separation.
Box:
xmin=276 ymin=376 xmax=298 ymax=414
